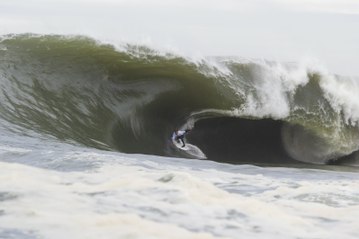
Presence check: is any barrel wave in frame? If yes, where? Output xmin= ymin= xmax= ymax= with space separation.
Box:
xmin=1 ymin=34 xmax=359 ymax=165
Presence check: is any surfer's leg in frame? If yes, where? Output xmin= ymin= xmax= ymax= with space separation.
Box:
xmin=180 ymin=138 xmax=185 ymax=147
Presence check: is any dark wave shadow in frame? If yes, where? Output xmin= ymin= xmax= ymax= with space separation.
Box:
xmin=187 ymin=117 xmax=300 ymax=164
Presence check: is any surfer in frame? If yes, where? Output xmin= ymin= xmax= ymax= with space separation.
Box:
xmin=172 ymin=129 xmax=191 ymax=147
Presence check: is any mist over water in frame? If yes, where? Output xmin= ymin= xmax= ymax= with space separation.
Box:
xmin=1 ymin=0 xmax=359 ymax=76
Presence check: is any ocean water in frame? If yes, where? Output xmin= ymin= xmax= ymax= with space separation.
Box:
xmin=0 ymin=34 xmax=359 ymax=239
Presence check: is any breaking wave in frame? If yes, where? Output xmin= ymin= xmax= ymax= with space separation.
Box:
xmin=1 ymin=34 xmax=359 ymax=165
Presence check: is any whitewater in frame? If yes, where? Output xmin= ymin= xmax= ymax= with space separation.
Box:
xmin=0 ymin=34 xmax=359 ymax=239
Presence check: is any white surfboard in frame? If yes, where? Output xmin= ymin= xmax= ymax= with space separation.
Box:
xmin=172 ymin=139 xmax=207 ymax=159
xmin=172 ymin=139 xmax=189 ymax=150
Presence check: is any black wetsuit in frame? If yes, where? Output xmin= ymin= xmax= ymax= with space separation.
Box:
xmin=176 ymin=134 xmax=185 ymax=147
xmin=172 ymin=130 xmax=189 ymax=147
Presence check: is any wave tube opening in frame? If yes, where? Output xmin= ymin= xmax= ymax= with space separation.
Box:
xmin=186 ymin=117 xmax=299 ymax=165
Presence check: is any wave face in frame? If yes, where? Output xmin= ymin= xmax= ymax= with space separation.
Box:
xmin=1 ymin=34 xmax=359 ymax=165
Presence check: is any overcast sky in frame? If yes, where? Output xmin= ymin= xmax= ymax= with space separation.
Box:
xmin=1 ymin=0 xmax=358 ymax=76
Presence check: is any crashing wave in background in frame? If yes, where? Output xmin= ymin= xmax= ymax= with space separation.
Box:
xmin=1 ymin=34 xmax=359 ymax=165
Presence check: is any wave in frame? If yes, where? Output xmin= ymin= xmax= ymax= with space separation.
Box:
xmin=1 ymin=34 xmax=359 ymax=165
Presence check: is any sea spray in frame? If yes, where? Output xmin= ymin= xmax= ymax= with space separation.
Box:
xmin=1 ymin=34 xmax=359 ymax=164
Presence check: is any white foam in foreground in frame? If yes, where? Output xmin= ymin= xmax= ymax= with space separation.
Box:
xmin=0 ymin=146 xmax=358 ymax=239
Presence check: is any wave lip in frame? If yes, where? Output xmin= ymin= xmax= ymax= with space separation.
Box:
xmin=1 ymin=34 xmax=359 ymax=165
